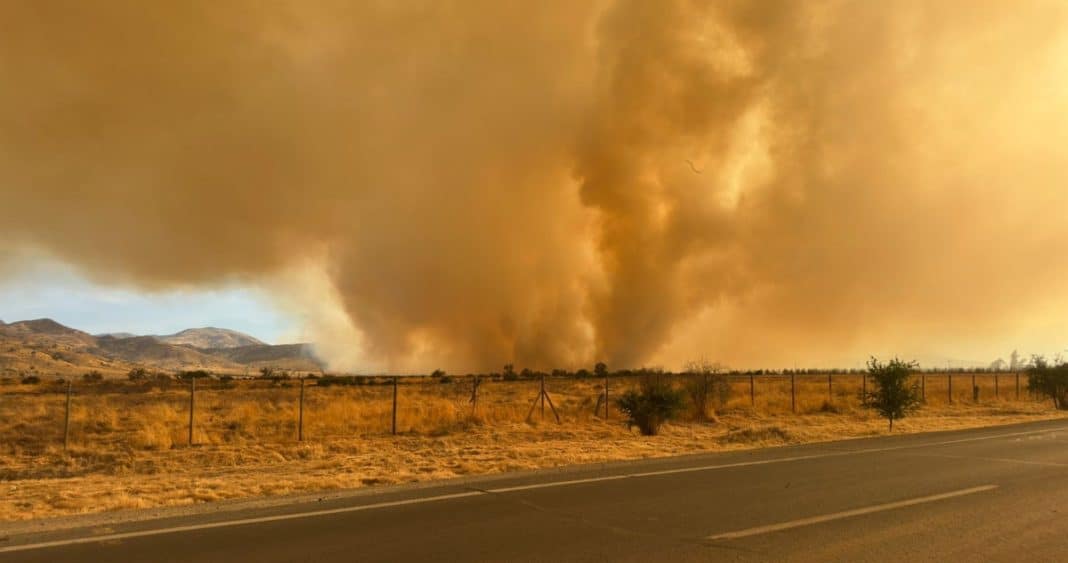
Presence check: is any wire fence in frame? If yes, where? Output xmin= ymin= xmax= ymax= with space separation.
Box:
xmin=0 ymin=371 xmax=1040 ymax=453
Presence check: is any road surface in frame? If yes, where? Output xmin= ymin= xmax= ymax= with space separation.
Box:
xmin=3 ymin=419 xmax=1068 ymax=562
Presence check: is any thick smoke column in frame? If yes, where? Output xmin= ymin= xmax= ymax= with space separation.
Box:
xmin=2 ymin=1 xmax=1068 ymax=371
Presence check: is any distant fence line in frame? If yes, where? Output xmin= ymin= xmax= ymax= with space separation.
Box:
xmin=0 ymin=370 xmax=1040 ymax=451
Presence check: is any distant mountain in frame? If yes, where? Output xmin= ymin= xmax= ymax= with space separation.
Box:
xmin=96 ymin=332 xmax=137 ymax=339
xmin=4 ymin=318 xmax=91 ymax=337
xmin=93 ymin=335 xmax=243 ymax=371
xmin=1 ymin=318 xmax=98 ymax=349
xmin=0 ymin=319 xmax=320 ymax=377
xmin=1 ymin=319 xmax=121 ymax=375
xmin=210 ymin=343 xmax=318 ymax=364
xmin=155 ymin=327 xmax=265 ymax=349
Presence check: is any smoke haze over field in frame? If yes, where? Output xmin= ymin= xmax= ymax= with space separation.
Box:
xmin=2 ymin=1 xmax=1068 ymax=372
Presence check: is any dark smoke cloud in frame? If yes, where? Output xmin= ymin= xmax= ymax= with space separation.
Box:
xmin=2 ymin=1 xmax=1067 ymax=371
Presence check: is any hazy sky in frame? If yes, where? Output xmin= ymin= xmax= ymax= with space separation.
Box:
xmin=2 ymin=2 xmax=1067 ymax=373
xmin=0 ymin=256 xmax=295 ymax=343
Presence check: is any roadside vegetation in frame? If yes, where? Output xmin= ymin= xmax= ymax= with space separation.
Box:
xmin=1 ymin=364 xmax=1063 ymax=521
xmin=864 ymin=357 xmax=922 ymax=430
xmin=616 ymin=376 xmax=685 ymax=435
xmin=1027 ymin=357 xmax=1068 ymax=409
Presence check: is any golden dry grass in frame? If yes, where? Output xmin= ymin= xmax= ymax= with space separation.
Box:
xmin=0 ymin=373 xmax=1060 ymax=522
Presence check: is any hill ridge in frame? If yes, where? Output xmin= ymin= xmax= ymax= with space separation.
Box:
xmin=0 ymin=319 xmax=320 ymax=377
xmin=156 ymin=327 xmax=266 ymax=349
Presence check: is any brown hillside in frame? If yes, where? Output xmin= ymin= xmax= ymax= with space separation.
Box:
xmin=0 ymin=319 xmax=319 ymax=378
xmin=156 ymin=327 xmax=265 ymax=349
xmin=206 ymin=343 xmax=323 ymax=372
xmin=93 ymin=336 xmax=243 ymax=372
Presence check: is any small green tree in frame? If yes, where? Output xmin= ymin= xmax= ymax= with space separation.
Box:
xmin=1027 ymin=356 xmax=1068 ymax=409
xmin=864 ymin=357 xmax=921 ymax=431
xmin=616 ymin=376 xmax=685 ymax=435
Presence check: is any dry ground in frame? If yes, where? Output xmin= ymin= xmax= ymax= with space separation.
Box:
xmin=1 ymin=373 xmax=1061 ymax=522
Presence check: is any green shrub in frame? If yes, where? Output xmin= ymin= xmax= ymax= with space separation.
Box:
xmin=318 ymin=375 xmax=360 ymax=387
xmin=258 ymin=367 xmax=289 ymax=382
xmin=616 ymin=378 xmax=685 ymax=436
xmin=317 ymin=375 xmax=337 ymax=387
xmin=1028 ymin=356 xmax=1068 ymax=409
xmin=864 ymin=357 xmax=921 ymax=431
xmin=177 ymin=370 xmax=211 ymax=381
xmin=82 ymin=370 xmax=104 ymax=383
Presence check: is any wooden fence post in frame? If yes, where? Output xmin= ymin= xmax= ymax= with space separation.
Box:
xmin=471 ymin=375 xmax=480 ymax=412
xmin=604 ymin=372 xmax=609 ymax=420
xmin=63 ymin=380 xmax=72 ymax=450
xmin=298 ymin=376 xmax=305 ymax=442
xmin=540 ymin=375 xmax=546 ymax=418
xmin=749 ymin=373 xmax=755 ymax=406
xmin=994 ymin=374 xmax=998 ymax=399
xmin=525 ymin=373 xmax=560 ymax=423
xmin=790 ymin=373 xmax=796 ymax=413
xmin=827 ymin=373 xmax=832 ymax=403
xmin=1016 ymin=372 xmax=1020 ymax=400
xmin=921 ymin=375 xmax=926 ymax=403
xmin=972 ymin=374 xmax=977 ymax=403
xmin=544 ymin=377 xmax=561 ymax=424
xmin=188 ymin=376 xmax=196 ymax=446
xmin=948 ymin=374 xmax=953 ymax=405
xmin=704 ymin=374 xmax=710 ymax=412
xmin=862 ymin=374 xmax=867 ymax=406
xmin=392 ymin=376 xmax=398 ymax=435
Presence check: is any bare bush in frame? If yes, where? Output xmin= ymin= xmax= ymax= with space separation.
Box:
xmin=683 ymin=360 xmax=731 ymax=421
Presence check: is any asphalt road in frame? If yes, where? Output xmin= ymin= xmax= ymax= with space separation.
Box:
xmin=4 ymin=419 xmax=1068 ymax=562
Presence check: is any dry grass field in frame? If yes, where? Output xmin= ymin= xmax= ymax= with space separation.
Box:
xmin=1 ymin=372 xmax=1061 ymax=522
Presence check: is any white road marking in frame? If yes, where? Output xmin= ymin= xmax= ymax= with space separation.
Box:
xmin=707 ymin=484 xmax=999 ymax=540
xmin=1 ymin=425 xmax=1062 ymax=554
xmin=487 ymin=474 xmax=631 ymax=493
xmin=902 ymin=451 xmax=1068 ymax=468
xmin=0 ymin=492 xmax=483 ymax=554
xmin=493 ymin=425 xmax=1065 ymax=490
